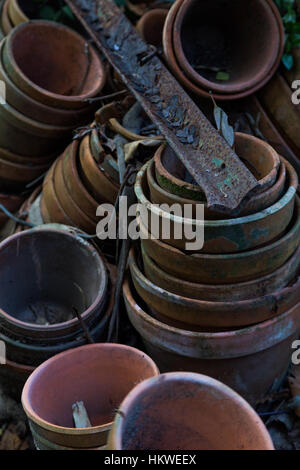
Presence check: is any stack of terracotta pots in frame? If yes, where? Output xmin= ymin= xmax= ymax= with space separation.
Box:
xmin=124 ymin=132 xmax=300 ymax=404
xmin=0 ymin=20 xmax=106 ymax=227
xmin=40 ymin=134 xmax=120 ymax=235
xmin=259 ymin=48 xmax=300 ymax=159
xmin=163 ymin=0 xmax=284 ymax=100
xmin=0 ymin=227 xmax=113 ymax=396
xmin=21 ymin=344 xmax=159 ymax=450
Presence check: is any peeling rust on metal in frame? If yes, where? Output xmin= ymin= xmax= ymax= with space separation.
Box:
xmin=65 ymin=0 xmax=259 ymax=215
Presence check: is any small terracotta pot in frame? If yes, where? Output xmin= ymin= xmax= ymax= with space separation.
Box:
xmin=1 ymin=0 xmax=13 ymax=35
xmin=62 ymin=140 xmax=100 ymax=220
xmin=136 ymin=159 xmax=297 ymax=254
xmin=0 ymin=155 xmax=50 ymax=191
xmin=154 ymin=133 xmax=280 ymax=201
xmin=162 ymin=0 xmax=284 ymax=101
xmin=138 ymin=195 xmax=300 ymax=284
xmin=260 ymin=73 xmax=300 ymax=153
xmin=172 ymin=0 xmax=284 ymax=95
xmin=3 ymin=21 xmax=106 ymax=109
xmin=141 ymin=238 xmax=300 ymax=303
xmin=0 ymin=190 xmax=25 ymax=226
xmin=79 ymin=135 xmax=119 ymax=204
xmin=22 ymin=344 xmax=159 ymax=449
xmin=123 ymin=276 xmax=300 ymax=404
xmin=8 ymin=0 xmax=28 ymax=26
xmin=136 ymin=9 xmax=168 ymax=48
xmin=0 ymin=100 xmax=71 ymax=157
xmin=129 ymin=242 xmax=300 ymax=329
xmin=55 ymin=152 xmax=97 ymax=233
xmin=148 ymin=158 xmax=286 ymax=219
xmin=0 ymin=39 xmax=96 ymax=126
xmin=108 ymin=372 xmax=274 ymax=450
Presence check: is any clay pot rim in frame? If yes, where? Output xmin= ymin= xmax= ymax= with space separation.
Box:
xmin=136 ymin=8 xmax=168 ymax=44
xmin=108 ymin=117 xmax=164 ymax=142
xmin=110 ymin=371 xmax=274 ymax=450
xmin=0 ymin=154 xmax=49 ymax=171
xmin=123 ymin=275 xmax=300 ymax=353
xmin=129 ymin=245 xmax=300 ymax=313
xmin=1 ymin=0 xmax=13 ymax=35
xmin=172 ymin=0 xmax=283 ymax=95
xmin=0 ymin=144 xmax=58 ymax=165
xmin=162 ymin=0 xmax=284 ymax=101
xmin=4 ymin=20 xmax=106 ymax=105
xmin=0 ymin=227 xmax=108 ymax=332
xmin=4 ymin=357 xmax=35 ymax=374
xmin=8 ymin=0 xmax=29 ymax=25
xmin=135 ymin=159 xmax=297 ymax=227
xmin=22 ymin=343 xmax=159 ymax=434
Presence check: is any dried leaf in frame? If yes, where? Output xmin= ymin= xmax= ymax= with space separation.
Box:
xmin=211 ymin=94 xmax=235 ymax=148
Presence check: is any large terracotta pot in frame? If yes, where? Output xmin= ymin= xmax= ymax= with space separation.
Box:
xmin=3 ymin=21 xmax=106 ymax=109
xmin=135 ymin=159 xmax=297 ymax=253
xmin=123 ymin=277 xmax=300 ymax=404
xmin=22 ymin=344 xmax=159 ymax=450
xmin=108 ymin=372 xmax=274 ymax=450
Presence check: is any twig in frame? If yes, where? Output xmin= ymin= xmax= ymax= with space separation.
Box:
xmin=73 ymin=307 xmax=94 ymax=344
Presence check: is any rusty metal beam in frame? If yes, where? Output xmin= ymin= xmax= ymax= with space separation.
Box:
xmin=66 ymin=0 xmax=259 ymax=215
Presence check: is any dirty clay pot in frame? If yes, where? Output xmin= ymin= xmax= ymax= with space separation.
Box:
xmin=108 ymin=372 xmax=274 ymax=450
xmin=0 ymin=145 xmax=57 ymax=166
xmin=0 ymin=100 xmax=71 ymax=157
xmin=141 ymin=237 xmax=300 ymax=303
xmin=148 ymin=157 xmax=286 ymax=219
xmin=55 ymin=153 xmax=97 ymax=234
xmin=8 ymin=0 xmax=28 ymax=27
xmin=0 ymin=155 xmax=50 ymax=191
xmin=63 ymin=140 xmax=100 ymax=221
xmin=3 ymin=21 xmax=106 ymax=110
xmin=172 ymin=0 xmax=284 ymax=95
xmin=79 ymin=135 xmax=119 ymax=205
xmin=123 ymin=277 xmax=300 ymax=404
xmin=1 ymin=0 xmax=13 ymax=35
xmin=154 ymin=133 xmax=280 ymax=201
xmin=136 ymin=159 xmax=297 ymax=254
xmin=0 ymin=190 xmax=25 ymax=226
xmin=0 ymin=227 xmax=108 ymax=340
xmin=22 ymin=344 xmax=159 ymax=449
xmin=129 ymin=242 xmax=300 ymax=329
xmin=260 ymin=73 xmax=300 ymax=152
xmin=136 ymin=9 xmax=168 ymax=48
xmin=162 ymin=0 xmax=283 ymax=101
xmin=0 ymin=39 xmax=96 ymax=126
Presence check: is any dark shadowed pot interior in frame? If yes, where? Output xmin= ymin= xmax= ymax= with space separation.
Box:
xmin=108 ymin=372 xmax=274 ymax=450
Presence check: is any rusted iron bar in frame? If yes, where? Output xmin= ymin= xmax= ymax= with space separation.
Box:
xmin=66 ymin=0 xmax=259 ymax=215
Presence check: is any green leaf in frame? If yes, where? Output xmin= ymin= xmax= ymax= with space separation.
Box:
xmin=216 ymin=71 xmax=230 ymax=81
xmin=282 ymin=53 xmax=294 ymax=70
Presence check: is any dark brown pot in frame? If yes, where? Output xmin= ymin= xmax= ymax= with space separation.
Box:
xmin=79 ymin=135 xmax=119 ymax=204
xmin=123 ymin=276 xmax=300 ymax=404
xmin=129 ymin=243 xmax=300 ymax=329
xmin=172 ymin=0 xmax=284 ymax=95
xmin=0 ymin=39 xmax=96 ymax=126
xmin=108 ymin=372 xmax=273 ymax=450
xmin=3 ymin=21 xmax=106 ymax=110
xmin=0 ymin=154 xmax=50 ymax=191
xmin=136 ymin=9 xmax=168 ymax=48
xmin=162 ymin=0 xmax=284 ymax=101
xmin=22 ymin=344 xmax=159 ymax=449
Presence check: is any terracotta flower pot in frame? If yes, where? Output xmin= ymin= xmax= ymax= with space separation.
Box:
xmin=0 ymin=39 xmax=96 ymax=126
xmin=163 ymin=0 xmax=284 ymax=101
xmin=135 ymin=159 xmax=297 ymax=254
xmin=172 ymin=0 xmax=284 ymax=95
xmin=54 ymin=152 xmax=97 ymax=234
xmin=129 ymin=242 xmax=300 ymax=329
xmin=22 ymin=344 xmax=159 ymax=449
xmin=79 ymin=135 xmax=119 ymax=204
xmin=136 ymin=9 xmax=168 ymax=48
xmin=108 ymin=372 xmax=274 ymax=450
xmin=123 ymin=277 xmax=300 ymax=404
xmin=8 ymin=0 xmax=28 ymax=26
xmin=1 ymin=0 xmax=13 ymax=35
xmin=148 ymin=157 xmax=286 ymax=219
xmin=0 ymin=145 xmax=57 ymax=166
xmin=3 ymin=21 xmax=106 ymax=110
xmin=0 ymin=155 xmax=50 ymax=191
xmin=260 ymin=73 xmax=300 ymax=153
xmin=154 ymin=133 xmax=280 ymax=201
xmin=0 ymin=100 xmax=71 ymax=157
xmin=62 ymin=140 xmax=100 ymax=220
xmin=141 ymin=238 xmax=300 ymax=303
xmin=138 ymin=195 xmax=300 ymax=285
